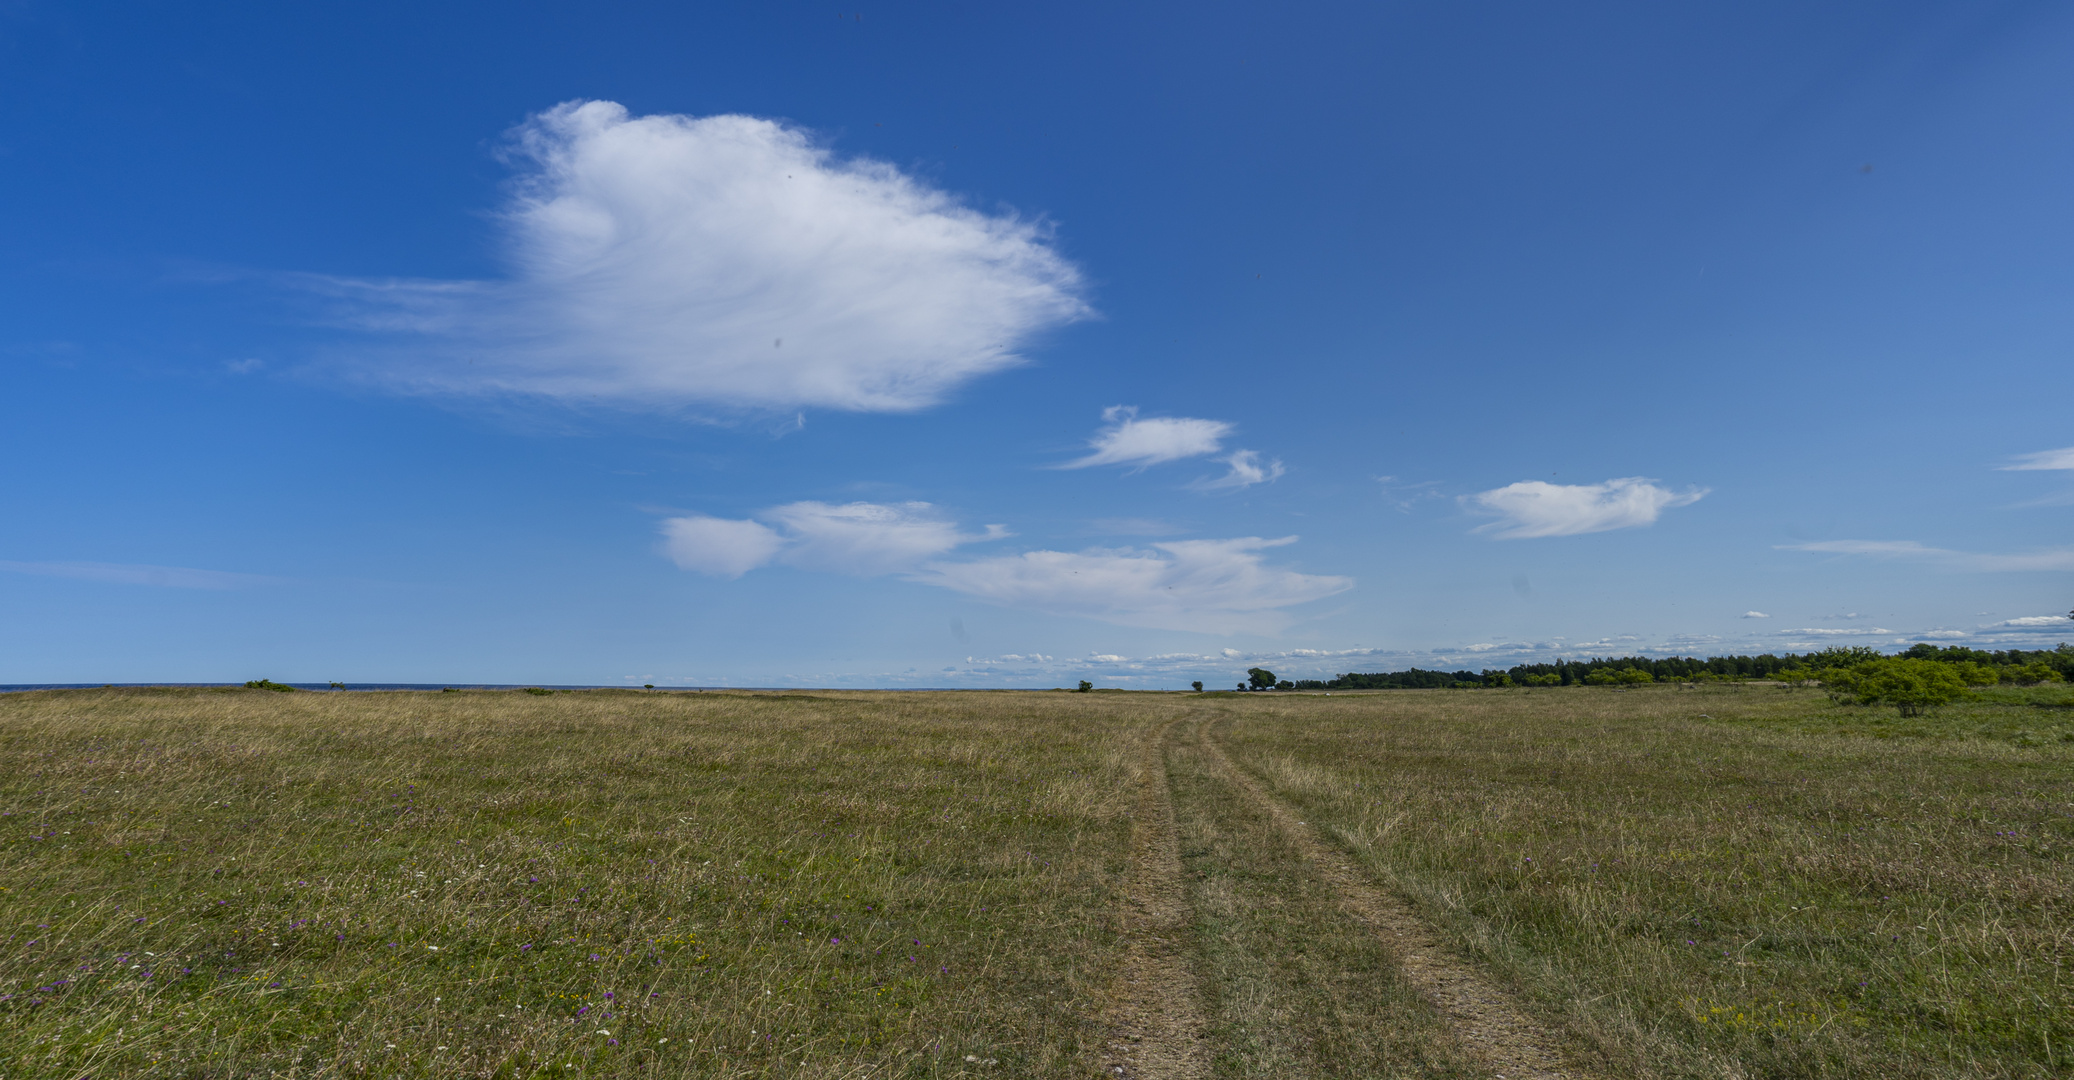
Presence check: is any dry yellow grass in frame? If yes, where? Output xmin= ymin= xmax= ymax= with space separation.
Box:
xmin=2 ymin=684 xmax=2068 ymax=1078
xmin=0 ymin=688 xmax=1158 ymax=1077
xmin=1214 ymin=684 xmax=2074 ymax=1079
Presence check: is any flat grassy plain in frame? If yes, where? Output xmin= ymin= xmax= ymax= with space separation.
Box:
xmin=0 ymin=689 xmax=1150 ymax=1078
xmin=1219 ymin=684 xmax=2074 ymax=1079
xmin=0 ymin=684 xmax=2068 ymax=1078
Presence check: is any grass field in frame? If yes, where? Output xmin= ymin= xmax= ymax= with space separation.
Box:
xmin=1 ymin=684 xmax=2068 ymax=1078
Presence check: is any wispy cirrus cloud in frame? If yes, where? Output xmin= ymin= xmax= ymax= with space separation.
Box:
xmin=312 ymin=100 xmax=1088 ymax=414
xmin=1465 ymin=477 xmax=1706 ymax=539
xmin=657 ymin=517 xmax=787 ymax=578
xmin=661 ymin=502 xmax=1348 ymax=632
xmin=1779 ymin=540 xmax=2074 ymax=572
xmin=1998 ymin=446 xmax=2074 ymax=471
xmin=663 ymin=502 xmax=998 ymax=579
xmin=0 ymin=560 xmax=281 ymax=589
xmin=1190 ymin=449 xmax=1285 ymax=492
xmin=913 ymin=537 xmax=1350 ymax=633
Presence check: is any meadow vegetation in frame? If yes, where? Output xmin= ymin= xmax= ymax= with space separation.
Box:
xmin=1 ymin=683 xmax=2068 ymax=1078
xmin=0 ymin=689 xmax=1150 ymax=1077
xmin=1220 ymin=683 xmax=2074 ymax=1079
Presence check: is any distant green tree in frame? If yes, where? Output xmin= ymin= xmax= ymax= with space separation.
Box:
xmin=1275 ymin=680 xmax=1294 ymax=691
xmin=1246 ymin=667 xmax=1278 ymax=690
xmin=1806 ymin=646 xmax=1884 ymax=670
xmin=243 ymin=679 xmax=295 ymax=692
xmin=2004 ymin=662 xmax=2064 ymax=685
xmin=1191 ymin=681 xmax=1204 ymax=692
xmin=1077 ymin=680 xmax=1093 ymax=693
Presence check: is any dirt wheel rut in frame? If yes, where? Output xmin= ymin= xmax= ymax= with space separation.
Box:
xmin=1199 ymin=719 xmax=1582 ymax=1080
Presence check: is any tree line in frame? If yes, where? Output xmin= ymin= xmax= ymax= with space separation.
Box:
xmin=1280 ymin=642 xmax=2074 ymax=694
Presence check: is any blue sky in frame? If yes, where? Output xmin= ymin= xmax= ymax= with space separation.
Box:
xmin=4 ymin=0 xmax=2072 ymax=687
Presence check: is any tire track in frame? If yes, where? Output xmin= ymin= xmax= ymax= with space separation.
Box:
xmin=1098 ymin=717 xmax=1211 ymax=1080
xmin=1199 ymin=719 xmax=1581 ymax=1080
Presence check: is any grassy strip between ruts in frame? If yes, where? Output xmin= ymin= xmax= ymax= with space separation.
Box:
xmin=1212 ymin=684 xmax=2074 ymax=1080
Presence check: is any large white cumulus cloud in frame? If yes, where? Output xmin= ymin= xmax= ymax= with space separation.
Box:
xmin=325 ymin=101 xmax=1089 ymax=412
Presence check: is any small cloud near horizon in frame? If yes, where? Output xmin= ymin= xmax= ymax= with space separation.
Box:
xmin=662 ymin=502 xmax=1350 ymax=633
xmin=1987 ymin=615 xmax=2072 ymax=628
xmin=1780 ymin=539 xmax=2074 ymax=572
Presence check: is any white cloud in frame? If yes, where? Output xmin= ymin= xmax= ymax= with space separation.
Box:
xmin=1779 ymin=627 xmax=1894 ymax=636
xmin=1919 ymin=630 xmax=1969 ymax=639
xmin=321 ymin=100 xmax=1087 ymax=413
xmin=1780 ymin=540 xmax=2074 ymax=572
xmin=660 ymin=503 xmax=1347 ymax=632
xmin=0 ymin=560 xmax=279 ymax=589
xmin=1741 ymin=611 xmax=1770 ymax=619
xmin=1989 ymin=615 xmax=2071 ymax=628
xmin=662 ymin=501 xmax=991 ymax=578
xmin=1465 ymin=477 xmax=1706 ymax=539
xmin=912 ymin=537 xmax=1352 ymax=633
xmin=1999 ymin=447 xmax=2074 ymax=471
xmin=763 ymin=501 xmax=990 ymax=575
xmin=1190 ymin=449 xmax=1286 ymax=492
xmin=1060 ymin=406 xmax=1232 ymax=469
xmin=660 ymin=516 xmax=785 ymax=578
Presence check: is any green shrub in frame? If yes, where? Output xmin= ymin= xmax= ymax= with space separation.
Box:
xmin=1585 ymin=668 xmax=1653 ymax=686
xmin=1824 ymin=657 xmax=1972 ymax=715
xmin=242 ymin=679 xmax=295 ymax=692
